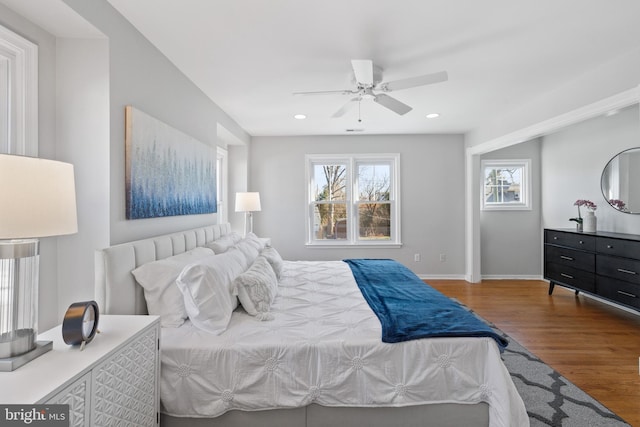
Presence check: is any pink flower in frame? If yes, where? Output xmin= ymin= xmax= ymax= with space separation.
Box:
xmin=574 ymin=199 xmax=597 ymax=212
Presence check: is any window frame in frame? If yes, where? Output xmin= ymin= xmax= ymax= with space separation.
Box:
xmin=0 ymin=24 xmax=38 ymax=156
xmin=305 ymin=153 xmax=401 ymax=247
xmin=216 ymin=146 xmax=228 ymax=223
xmin=481 ymin=159 xmax=531 ymax=211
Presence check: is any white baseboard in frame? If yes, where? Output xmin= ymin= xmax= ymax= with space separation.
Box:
xmin=480 ymin=275 xmax=544 ymax=280
xmin=416 ymin=274 xmax=468 ymax=280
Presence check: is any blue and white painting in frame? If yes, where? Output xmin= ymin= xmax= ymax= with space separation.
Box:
xmin=125 ymin=106 xmax=217 ymax=219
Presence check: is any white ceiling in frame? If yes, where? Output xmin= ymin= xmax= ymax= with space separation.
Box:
xmin=18 ymin=1 xmax=640 ymax=137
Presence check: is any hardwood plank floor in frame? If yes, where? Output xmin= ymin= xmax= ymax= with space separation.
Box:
xmin=429 ymin=279 xmax=640 ymax=427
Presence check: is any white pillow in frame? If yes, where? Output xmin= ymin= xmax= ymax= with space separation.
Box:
xmin=245 ymin=232 xmax=267 ymax=251
xmin=235 ymin=239 xmax=260 ymax=267
xmin=260 ymin=246 xmax=284 ymax=279
xmin=176 ymin=252 xmax=244 ymax=335
xmin=188 ymin=248 xmax=247 ymax=310
xmin=233 ymin=256 xmax=278 ymax=320
xmin=205 ymin=231 xmax=242 ymax=254
xmin=131 ymin=247 xmax=214 ymax=327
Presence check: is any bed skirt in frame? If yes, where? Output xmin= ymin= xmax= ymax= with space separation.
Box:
xmin=161 ymin=402 xmax=490 ymax=427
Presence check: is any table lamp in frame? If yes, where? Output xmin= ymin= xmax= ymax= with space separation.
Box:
xmin=235 ymin=192 xmax=261 ymax=235
xmin=0 ymin=154 xmax=78 ymax=371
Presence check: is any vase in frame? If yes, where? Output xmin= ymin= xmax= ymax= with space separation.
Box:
xmin=576 ymin=222 xmax=583 ymax=232
xmin=583 ymin=211 xmax=597 ymax=232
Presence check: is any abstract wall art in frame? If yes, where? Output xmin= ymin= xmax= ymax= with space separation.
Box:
xmin=125 ymin=106 xmax=217 ymax=219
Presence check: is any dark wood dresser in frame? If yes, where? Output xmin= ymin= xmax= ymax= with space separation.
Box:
xmin=544 ymin=228 xmax=640 ymax=312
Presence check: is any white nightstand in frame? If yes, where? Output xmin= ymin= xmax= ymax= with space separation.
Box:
xmin=0 ymin=315 xmax=160 ymax=427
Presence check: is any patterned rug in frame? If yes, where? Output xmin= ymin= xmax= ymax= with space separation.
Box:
xmin=494 ymin=326 xmax=630 ymax=426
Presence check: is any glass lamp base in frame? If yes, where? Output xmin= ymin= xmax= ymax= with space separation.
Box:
xmin=0 ymin=340 xmax=52 ymax=372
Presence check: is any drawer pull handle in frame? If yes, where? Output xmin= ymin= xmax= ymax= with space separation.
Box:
xmin=560 ymin=256 xmax=574 ymax=261
xmin=553 ymin=236 xmax=558 ymax=240
xmin=579 ymin=240 xmax=584 ymax=244
xmin=617 ymin=290 xmax=637 ymax=299
xmin=617 ymin=268 xmax=637 ymax=275
xmin=560 ymin=273 xmax=574 ymax=279
xmin=607 ymin=245 xmax=613 ymax=249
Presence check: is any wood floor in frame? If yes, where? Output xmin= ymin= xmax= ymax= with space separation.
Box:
xmin=429 ymin=279 xmax=640 ymax=427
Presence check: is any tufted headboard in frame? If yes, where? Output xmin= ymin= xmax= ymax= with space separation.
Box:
xmin=94 ymin=223 xmax=231 ymax=315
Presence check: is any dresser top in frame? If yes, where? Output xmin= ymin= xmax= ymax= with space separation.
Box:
xmin=0 ymin=315 xmax=159 ymax=404
xmin=546 ymin=228 xmax=640 ymax=242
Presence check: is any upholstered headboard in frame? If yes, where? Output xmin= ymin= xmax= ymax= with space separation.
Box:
xmin=94 ymin=223 xmax=231 ymax=315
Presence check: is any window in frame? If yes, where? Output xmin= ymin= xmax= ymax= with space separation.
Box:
xmin=216 ymin=147 xmax=228 ymax=223
xmin=0 ymin=24 xmax=38 ymax=156
xmin=306 ymin=154 xmax=400 ymax=246
xmin=481 ymin=159 xmax=531 ymax=210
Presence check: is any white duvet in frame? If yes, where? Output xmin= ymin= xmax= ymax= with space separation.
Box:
xmin=160 ymin=261 xmax=529 ymax=427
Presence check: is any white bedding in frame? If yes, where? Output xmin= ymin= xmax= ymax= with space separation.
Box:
xmin=160 ymin=260 xmax=528 ymax=427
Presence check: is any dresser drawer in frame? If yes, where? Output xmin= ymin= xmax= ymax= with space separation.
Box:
xmin=544 ymin=245 xmax=595 ymax=272
xmin=596 ymin=237 xmax=640 ymax=261
xmin=597 ymin=276 xmax=640 ymax=309
xmin=545 ymin=229 xmax=595 ymax=251
xmin=545 ymin=262 xmax=596 ymax=293
xmin=596 ymin=254 xmax=640 ymax=285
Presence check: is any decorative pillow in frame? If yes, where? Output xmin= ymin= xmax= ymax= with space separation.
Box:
xmin=205 ymin=231 xmax=242 ymax=254
xmin=176 ymin=251 xmax=245 ymax=335
xmin=260 ymin=246 xmax=284 ymax=279
xmin=233 ymin=256 xmax=278 ymax=320
xmin=131 ymin=247 xmax=214 ymax=327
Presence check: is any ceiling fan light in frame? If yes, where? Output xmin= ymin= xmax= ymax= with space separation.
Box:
xmin=426 ymin=113 xmax=440 ymax=119
xmin=294 ymin=114 xmax=307 ymax=120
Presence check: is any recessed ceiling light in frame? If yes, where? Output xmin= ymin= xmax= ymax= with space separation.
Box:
xmin=426 ymin=113 xmax=440 ymax=119
xmin=294 ymin=114 xmax=306 ymax=120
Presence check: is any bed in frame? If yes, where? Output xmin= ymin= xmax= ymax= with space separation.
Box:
xmin=95 ymin=223 xmax=528 ymax=427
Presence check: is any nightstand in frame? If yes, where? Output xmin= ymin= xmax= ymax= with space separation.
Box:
xmin=0 ymin=315 xmax=160 ymax=426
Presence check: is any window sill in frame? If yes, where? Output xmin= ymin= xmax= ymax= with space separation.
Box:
xmin=305 ymin=242 xmax=403 ymax=249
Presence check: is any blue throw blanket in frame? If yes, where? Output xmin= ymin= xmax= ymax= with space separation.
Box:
xmin=344 ymin=259 xmax=508 ymax=351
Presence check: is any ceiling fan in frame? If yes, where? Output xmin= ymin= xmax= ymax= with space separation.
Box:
xmin=293 ymin=59 xmax=448 ymax=119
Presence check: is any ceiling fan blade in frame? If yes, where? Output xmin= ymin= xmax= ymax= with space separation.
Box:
xmin=373 ymin=94 xmax=412 ymax=115
xmin=351 ymin=59 xmax=374 ymax=85
xmin=376 ymin=70 xmax=448 ymax=92
xmin=331 ymin=97 xmax=360 ymax=118
xmin=293 ymin=89 xmax=355 ymax=96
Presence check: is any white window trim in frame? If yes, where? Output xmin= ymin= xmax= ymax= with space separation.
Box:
xmin=481 ymin=158 xmax=531 ymax=211
xmin=305 ymin=153 xmax=402 ymax=247
xmin=0 ymin=24 xmax=38 ymax=156
xmin=216 ymin=146 xmax=228 ymax=223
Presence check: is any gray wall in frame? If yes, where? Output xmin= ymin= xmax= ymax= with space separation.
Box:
xmin=62 ymin=0 xmax=250 ymax=245
xmin=2 ymin=0 xmax=251 ymax=330
xmin=480 ymin=139 xmax=542 ymax=278
xmin=542 ymin=104 xmax=640 ymax=235
xmin=250 ymin=134 xmax=466 ymax=278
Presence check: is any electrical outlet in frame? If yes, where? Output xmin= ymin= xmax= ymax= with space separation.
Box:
xmin=439 ymin=253 xmax=447 ymax=262
xmin=414 ymin=253 xmax=421 ymax=262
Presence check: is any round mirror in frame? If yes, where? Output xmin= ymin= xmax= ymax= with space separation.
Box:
xmin=601 ymin=147 xmax=640 ymax=214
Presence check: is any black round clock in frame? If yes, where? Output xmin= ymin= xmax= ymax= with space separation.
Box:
xmin=62 ymin=301 xmax=100 ymax=349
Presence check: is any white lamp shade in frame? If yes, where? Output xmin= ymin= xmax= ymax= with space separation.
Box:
xmin=0 ymin=154 xmax=78 ymax=239
xmin=235 ymin=192 xmax=261 ymax=212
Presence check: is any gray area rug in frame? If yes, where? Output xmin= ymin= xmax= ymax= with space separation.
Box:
xmin=494 ymin=326 xmax=630 ymax=426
